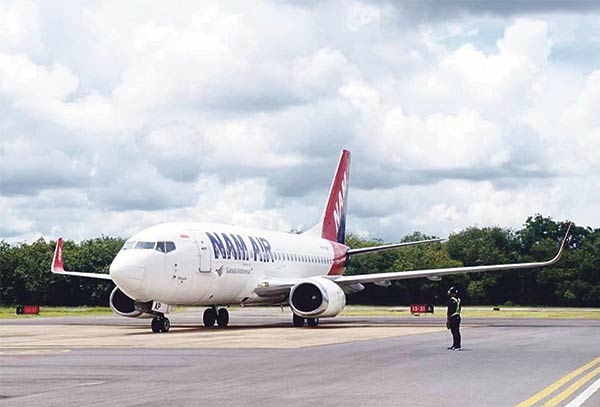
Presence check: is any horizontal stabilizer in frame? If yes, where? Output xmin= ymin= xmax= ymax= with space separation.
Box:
xmin=347 ymin=238 xmax=443 ymax=256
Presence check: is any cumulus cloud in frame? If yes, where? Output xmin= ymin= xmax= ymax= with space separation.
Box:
xmin=1 ymin=1 xmax=599 ymax=243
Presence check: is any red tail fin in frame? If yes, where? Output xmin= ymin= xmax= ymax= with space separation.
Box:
xmin=305 ymin=150 xmax=351 ymax=243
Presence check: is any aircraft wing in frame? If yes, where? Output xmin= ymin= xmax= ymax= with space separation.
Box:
xmin=329 ymin=224 xmax=571 ymax=286
xmin=347 ymin=238 xmax=443 ymax=256
xmin=253 ymin=278 xmax=300 ymax=297
xmin=51 ymin=238 xmax=112 ymax=281
xmin=254 ymin=224 xmax=571 ymax=297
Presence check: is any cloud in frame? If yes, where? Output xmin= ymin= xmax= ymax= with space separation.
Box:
xmin=0 ymin=1 xmax=43 ymax=56
xmin=0 ymin=136 xmax=90 ymax=196
xmin=1 ymin=2 xmax=600 ymax=244
xmin=398 ymin=0 xmax=600 ymax=21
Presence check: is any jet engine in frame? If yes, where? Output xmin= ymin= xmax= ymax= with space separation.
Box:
xmin=289 ymin=277 xmax=346 ymax=318
xmin=109 ymin=286 xmax=143 ymax=317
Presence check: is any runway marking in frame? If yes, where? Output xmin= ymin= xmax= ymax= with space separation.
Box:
xmin=565 ymin=377 xmax=600 ymax=407
xmin=0 ymin=324 xmax=445 ymax=349
xmin=515 ymin=356 xmax=600 ymax=407
xmin=543 ymin=366 xmax=600 ymax=407
xmin=0 ymin=349 xmax=71 ymax=356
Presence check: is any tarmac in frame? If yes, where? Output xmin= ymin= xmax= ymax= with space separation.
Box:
xmin=1 ymin=308 xmax=600 ymax=406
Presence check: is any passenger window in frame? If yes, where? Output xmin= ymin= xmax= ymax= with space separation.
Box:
xmin=165 ymin=242 xmax=176 ymax=253
xmin=156 ymin=242 xmax=166 ymax=253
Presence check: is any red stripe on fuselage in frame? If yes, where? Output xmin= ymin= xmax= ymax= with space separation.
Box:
xmin=328 ymin=240 xmax=348 ymax=275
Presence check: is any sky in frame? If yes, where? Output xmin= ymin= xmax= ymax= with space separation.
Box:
xmin=1 ymin=0 xmax=600 ymax=243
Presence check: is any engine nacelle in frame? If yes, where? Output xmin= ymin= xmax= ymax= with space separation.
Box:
xmin=289 ymin=277 xmax=346 ymax=318
xmin=109 ymin=287 xmax=143 ymax=317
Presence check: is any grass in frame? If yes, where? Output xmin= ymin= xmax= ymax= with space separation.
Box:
xmin=0 ymin=306 xmax=113 ymax=319
xmin=340 ymin=305 xmax=600 ymax=319
xmin=1 ymin=305 xmax=599 ymax=319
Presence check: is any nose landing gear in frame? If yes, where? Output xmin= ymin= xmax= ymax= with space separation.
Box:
xmin=203 ymin=307 xmax=229 ymax=327
xmin=151 ymin=314 xmax=170 ymax=333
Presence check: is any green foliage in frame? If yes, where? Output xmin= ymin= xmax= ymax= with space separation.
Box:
xmin=0 ymin=237 xmax=122 ymax=306
xmin=347 ymin=216 xmax=599 ymax=307
xmin=0 ymin=214 xmax=598 ymax=307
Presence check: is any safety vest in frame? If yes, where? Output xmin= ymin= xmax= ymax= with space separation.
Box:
xmin=450 ymin=297 xmax=461 ymax=317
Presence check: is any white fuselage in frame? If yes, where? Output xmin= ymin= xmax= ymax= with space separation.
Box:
xmin=109 ymin=222 xmax=344 ymax=306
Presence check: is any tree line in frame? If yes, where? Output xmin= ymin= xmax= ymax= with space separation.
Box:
xmin=0 ymin=214 xmax=598 ymax=307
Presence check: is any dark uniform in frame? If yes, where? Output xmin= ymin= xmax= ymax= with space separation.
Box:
xmin=446 ymin=288 xmax=461 ymax=350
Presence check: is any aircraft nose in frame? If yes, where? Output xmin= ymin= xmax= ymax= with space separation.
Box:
xmin=110 ymin=261 xmax=145 ymax=296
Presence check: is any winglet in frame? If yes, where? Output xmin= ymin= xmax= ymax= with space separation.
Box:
xmin=546 ymin=222 xmax=573 ymax=266
xmin=51 ymin=237 xmax=65 ymax=274
xmin=562 ymin=222 xmax=573 ymax=248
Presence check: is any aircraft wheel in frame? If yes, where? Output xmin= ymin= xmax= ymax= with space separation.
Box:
xmin=161 ymin=317 xmax=171 ymax=333
xmin=307 ymin=317 xmax=319 ymax=327
xmin=217 ymin=308 xmax=229 ymax=327
xmin=203 ymin=308 xmax=217 ymax=327
xmin=151 ymin=317 xmax=161 ymax=333
xmin=293 ymin=314 xmax=305 ymax=327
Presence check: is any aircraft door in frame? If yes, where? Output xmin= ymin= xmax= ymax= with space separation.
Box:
xmin=190 ymin=230 xmax=212 ymax=273
xmin=178 ymin=238 xmax=200 ymax=277
xmin=197 ymin=237 xmax=212 ymax=273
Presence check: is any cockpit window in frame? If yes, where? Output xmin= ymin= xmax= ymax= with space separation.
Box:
xmin=122 ymin=241 xmax=135 ymax=250
xmin=155 ymin=241 xmax=176 ymax=253
xmin=135 ymin=241 xmax=156 ymax=250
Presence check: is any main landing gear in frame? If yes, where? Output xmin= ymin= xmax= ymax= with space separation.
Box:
xmin=293 ymin=314 xmax=319 ymax=327
xmin=203 ymin=307 xmax=229 ymax=327
xmin=151 ymin=314 xmax=170 ymax=333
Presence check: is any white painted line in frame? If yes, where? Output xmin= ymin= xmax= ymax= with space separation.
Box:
xmin=565 ymin=377 xmax=600 ymax=407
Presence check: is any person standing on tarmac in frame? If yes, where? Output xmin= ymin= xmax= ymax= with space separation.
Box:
xmin=446 ymin=287 xmax=461 ymax=350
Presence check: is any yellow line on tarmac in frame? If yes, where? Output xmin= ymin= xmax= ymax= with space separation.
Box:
xmin=515 ymin=356 xmax=600 ymax=407
xmin=542 ymin=365 xmax=600 ymax=407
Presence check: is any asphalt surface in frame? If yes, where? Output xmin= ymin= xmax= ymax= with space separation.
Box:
xmin=1 ymin=309 xmax=600 ymax=407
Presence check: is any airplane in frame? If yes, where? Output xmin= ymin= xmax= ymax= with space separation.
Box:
xmin=51 ymin=149 xmax=572 ymax=333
